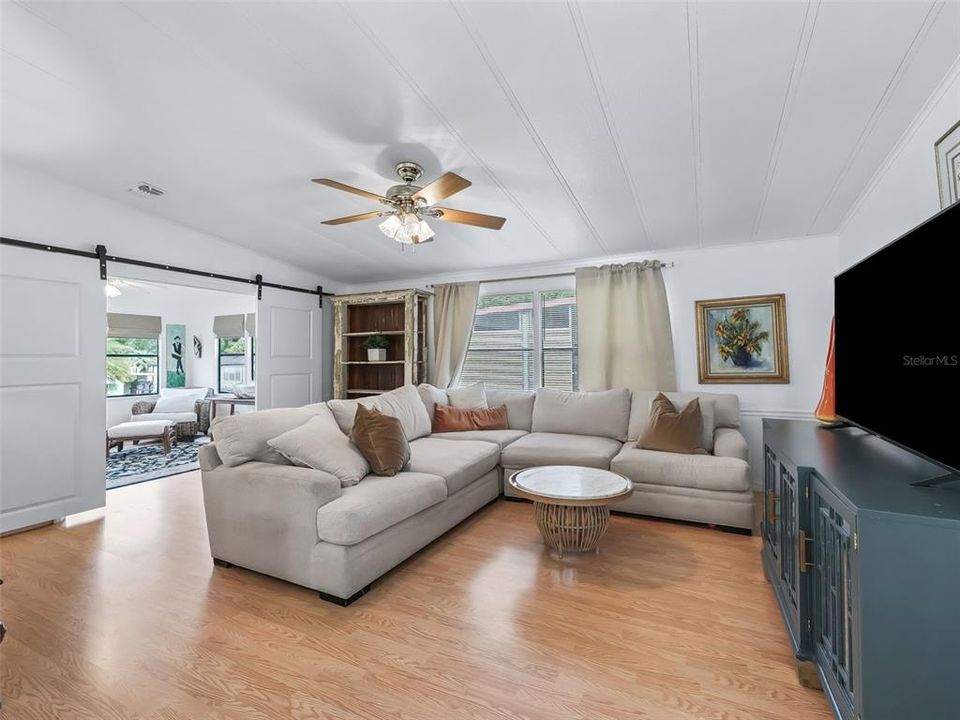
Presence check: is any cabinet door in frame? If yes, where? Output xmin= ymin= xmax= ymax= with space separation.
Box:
xmin=778 ymin=463 xmax=800 ymax=626
xmin=811 ymin=477 xmax=858 ymax=720
xmin=762 ymin=445 xmax=780 ymax=561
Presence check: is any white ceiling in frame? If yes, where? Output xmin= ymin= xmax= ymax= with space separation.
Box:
xmin=3 ymin=1 xmax=958 ymax=284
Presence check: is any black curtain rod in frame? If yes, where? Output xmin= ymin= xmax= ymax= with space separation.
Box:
xmin=0 ymin=236 xmax=334 ymax=303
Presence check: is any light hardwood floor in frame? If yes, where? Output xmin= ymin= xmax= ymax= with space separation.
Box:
xmin=0 ymin=472 xmax=831 ymax=720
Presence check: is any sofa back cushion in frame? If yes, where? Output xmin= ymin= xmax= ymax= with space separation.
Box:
xmin=211 ymin=404 xmax=327 ymax=467
xmin=485 ymin=389 xmax=536 ymax=431
xmin=327 ymin=384 xmax=431 ymax=441
xmin=627 ymin=391 xmax=740 ymax=442
xmin=530 ymin=387 xmax=631 ymax=441
xmin=446 ymin=381 xmax=488 ymax=409
xmin=417 ymin=383 xmax=449 ymax=421
xmin=418 ymin=384 xmax=535 ymax=431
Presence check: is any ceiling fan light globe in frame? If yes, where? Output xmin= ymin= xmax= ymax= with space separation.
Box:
xmin=417 ymin=221 xmax=435 ymax=243
xmin=378 ymin=214 xmax=403 ymax=240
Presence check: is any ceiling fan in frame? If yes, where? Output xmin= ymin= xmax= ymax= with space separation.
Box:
xmin=312 ymin=162 xmax=506 ymax=246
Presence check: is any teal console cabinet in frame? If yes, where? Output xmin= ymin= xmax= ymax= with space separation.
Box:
xmin=762 ymin=419 xmax=960 ymax=720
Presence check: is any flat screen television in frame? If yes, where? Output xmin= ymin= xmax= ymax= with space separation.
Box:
xmin=835 ymin=201 xmax=959 ymax=483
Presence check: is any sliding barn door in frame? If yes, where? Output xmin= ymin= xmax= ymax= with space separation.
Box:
xmin=255 ymin=288 xmax=322 ymax=409
xmin=0 ymin=246 xmax=106 ymax=532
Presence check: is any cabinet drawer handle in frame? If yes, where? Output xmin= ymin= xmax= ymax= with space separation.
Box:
xmin=799 ymin=530 xmax=814 ymax=573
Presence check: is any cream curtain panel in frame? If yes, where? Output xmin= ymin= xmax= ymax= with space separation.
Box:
xmin=106 ymin=313 xmax=161 ymax=338
xmin=575 ymin=261 xmax=677 ymax=392
xmin=212 ymin=314 xmax=246 ymax=338
xmin=431 ymin=281 xmax=480 ymax=389
xmin=245 ymin=313 xmax=256 ymax=337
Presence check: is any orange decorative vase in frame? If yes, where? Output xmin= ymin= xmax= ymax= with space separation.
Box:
xmin=815 ymin=317 xmax=841 ymax=426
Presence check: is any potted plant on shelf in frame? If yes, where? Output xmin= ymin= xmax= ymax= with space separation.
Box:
xmin=362 ymin=334 xmax=390 ymax=362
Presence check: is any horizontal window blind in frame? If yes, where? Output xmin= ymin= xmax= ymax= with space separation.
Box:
xmin=461 ymin=292 xmax=535 ymax=391
xmin=461 ymin=289 xmax=577 ymax=391
xmin=542 ymin=290 xmax=578 ymax=391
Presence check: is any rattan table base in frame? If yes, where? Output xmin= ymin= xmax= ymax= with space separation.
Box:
xmin=533 ymin=501 xmax=611 ymax=558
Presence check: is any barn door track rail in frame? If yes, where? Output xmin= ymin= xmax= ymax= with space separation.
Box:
xmin=1 ymin=236 xmax=329 ymax=306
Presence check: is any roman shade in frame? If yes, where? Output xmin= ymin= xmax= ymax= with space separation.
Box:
xmin=213 ymin=314 xmax=246 ymax=338
xmin=107 ymin=313 xmax=161 ymax=338
xmin=245 ymin=313 xmax=256 ymax=336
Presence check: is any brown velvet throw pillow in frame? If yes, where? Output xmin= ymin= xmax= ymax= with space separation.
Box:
xmin=350 ymin=405 xmax=410 ymax=476
xmin=638 ymin=393 xmax=703 ymax=454
xmin=433 ymin=403 xmax=509 ymax=432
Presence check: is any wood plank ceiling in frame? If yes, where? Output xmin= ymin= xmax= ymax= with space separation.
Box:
xmin=2 ymin=1 xmax=958 ymax=283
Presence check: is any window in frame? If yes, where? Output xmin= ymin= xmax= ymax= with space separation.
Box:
xmin=461 ymin=293 xmax=534 ymax=391
xmin=541 ymin=289 xmax=578 ymax=390
xmin=106 ymin=337 xmax=159 ymax=397
xmin=218 ymin=337 xmax=247 ymax=392
xmin=461 ymin=287 xmax=578 ymax=391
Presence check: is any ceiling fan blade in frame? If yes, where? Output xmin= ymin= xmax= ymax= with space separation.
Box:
xmin=312 ymin=178 xmax=387 ymax=203
xmin=414 ymin=172 xmax=472 ymax=206
xmin=434 ymin=208 xmax=506 ymax=230
xmin=321 ymin=211 xmax=383 ymax=226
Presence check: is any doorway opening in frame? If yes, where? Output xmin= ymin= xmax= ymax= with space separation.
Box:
xmin=105 ymin=276 xmax=257 ymax=490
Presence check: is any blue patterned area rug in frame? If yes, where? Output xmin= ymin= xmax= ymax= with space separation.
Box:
xmin=106 ymin=436 xmax=211 ymax=490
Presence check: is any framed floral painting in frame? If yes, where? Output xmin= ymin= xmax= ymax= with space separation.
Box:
xmin=695 ymin=294 xmax=789 ymax=384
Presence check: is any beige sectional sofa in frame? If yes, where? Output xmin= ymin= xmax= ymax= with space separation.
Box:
xmin=199 ymin=385 xmax=751 ymax=605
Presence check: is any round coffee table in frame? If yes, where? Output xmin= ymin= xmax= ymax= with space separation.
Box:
xmin=508 ymin=466 xmax=634 ymax=558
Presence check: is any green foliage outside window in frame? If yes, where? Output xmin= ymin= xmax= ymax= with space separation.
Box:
xmin=219 ymin=337 xmax=246 ymax=355
xmin=106 ymin=337 xmax=159 ymax=396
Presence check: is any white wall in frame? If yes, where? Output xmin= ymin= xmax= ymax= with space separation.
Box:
xmin=345 ymin=233 xmax=840 ymax=488
xmin=106 ymin=282 xmax=257 ymax=427
xmin=1 ymin=162 xmax=337 ymax=290
xmin=838 ymin=60 xmax=960 ymax=268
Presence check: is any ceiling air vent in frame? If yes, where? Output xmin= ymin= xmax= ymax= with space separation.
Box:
xmin=128 ymin=182 xmax=165 ymax=198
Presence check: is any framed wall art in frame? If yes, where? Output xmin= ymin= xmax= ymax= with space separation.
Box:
xmin=695 ymin=294 xmax=789 ymax=384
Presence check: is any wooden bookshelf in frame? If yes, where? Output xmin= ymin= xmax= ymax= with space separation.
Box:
xmin=332 ymin=289 xmax=430 ymax=399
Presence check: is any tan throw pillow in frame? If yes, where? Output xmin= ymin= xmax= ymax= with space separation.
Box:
xmin=433 ymin=403 xmax=508 ymax=432
xmin=638 ymin=393 xmax=704 ymax=454
xmin=267 ymin=409 xmax=369 ymax=487
xmin=350 ymin=404 xmax=410 ymax=476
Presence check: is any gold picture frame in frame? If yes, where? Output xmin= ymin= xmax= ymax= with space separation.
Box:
xmin=695 ymin=294 xmax=789 ymax=384
xmin=935 ymin=118 xmax=960 ymax=209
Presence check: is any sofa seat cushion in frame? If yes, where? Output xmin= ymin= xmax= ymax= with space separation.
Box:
xmin=500 ymin=432 xmax=622 ymax=470
xmin=485 ymin=389 xmax=535 ymax=431
xmin=408 ymin=438 xmax=500 ymax=495
xmin=430 ymin=429 xmax=528 ymax=449
xmin=610 ymin=446 xmax=750 ymax=493
xmin=315 ymin=472 xmax=447 ymax=546
xmin=130 ymin=411 xmax=197 ymax=424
